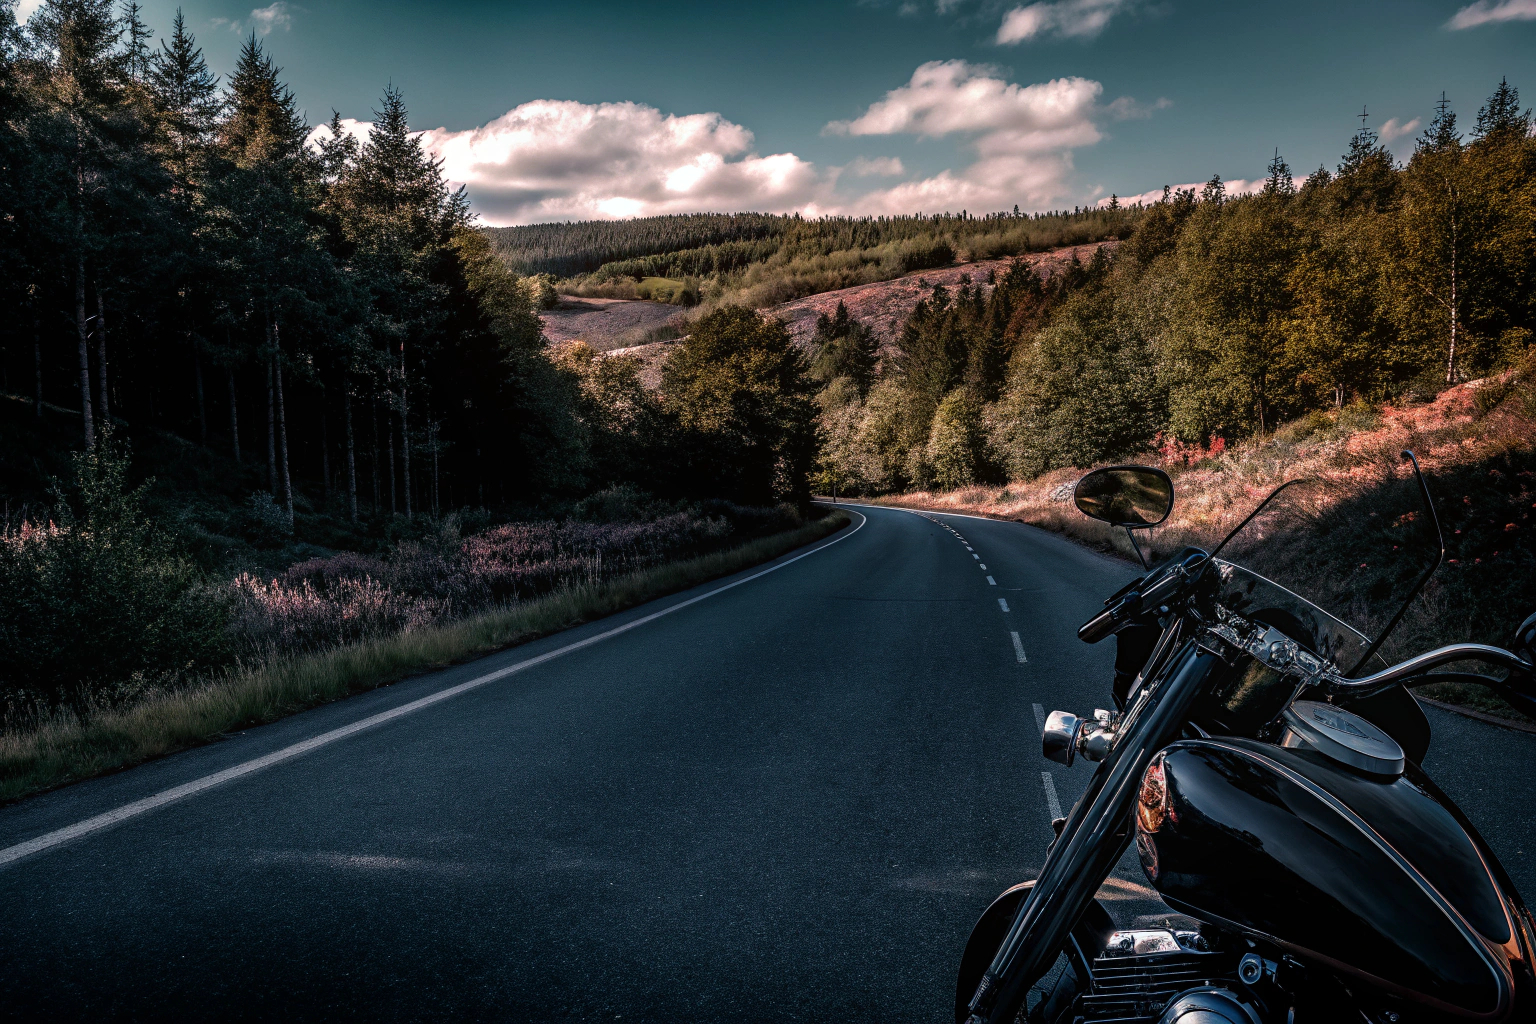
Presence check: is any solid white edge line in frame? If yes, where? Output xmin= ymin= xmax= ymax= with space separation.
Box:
xmin=1010 ymin=632 xmax=1027 ymax=663
xmin=829 ymin=500 xmax=1009 ymax=526
xmin=1041 ymin=772 xmax=1064 ymax=820
xmin=0 ymin=509 xmax=869 ymax=871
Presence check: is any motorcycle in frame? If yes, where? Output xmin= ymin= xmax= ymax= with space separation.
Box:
xmin=956 ymin=452 xmax=1536 ymax=1024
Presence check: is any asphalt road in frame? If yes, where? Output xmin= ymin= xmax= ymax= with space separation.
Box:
xmin=0 ymin=503 xmax=1531 ymax=1022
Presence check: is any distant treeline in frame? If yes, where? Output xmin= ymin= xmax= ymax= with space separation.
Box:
xmin=816 ymin=81 xmax=1536 ymax=494
xmin=488 ymin=208 xmax=1138 ymax=308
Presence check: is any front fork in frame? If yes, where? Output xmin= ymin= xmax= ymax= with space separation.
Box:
xmin=965 ymin=643 xmax=1223 ymax=1023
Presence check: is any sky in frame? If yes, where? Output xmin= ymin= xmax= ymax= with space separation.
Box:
xmin=22 ymin=0 xmax=1536 ymax=225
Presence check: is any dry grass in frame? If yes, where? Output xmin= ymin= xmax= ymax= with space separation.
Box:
xmin=0 ymin=511 xmax=850 ymax=805
xmin=871 ymin=380 xmax=1536 ymax=725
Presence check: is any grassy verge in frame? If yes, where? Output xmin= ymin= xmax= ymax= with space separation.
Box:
xmin=0 ymin=510 xmax=850 ymax=805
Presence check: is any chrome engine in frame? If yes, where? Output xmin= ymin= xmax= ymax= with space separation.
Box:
xmin=1078 ymin=929 xmax=1261 ymax=1024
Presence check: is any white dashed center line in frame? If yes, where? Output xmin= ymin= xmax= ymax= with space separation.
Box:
xmin=1033 ymin=703 xmax=1046 ymax=733
xmin=971 ymin=553 xmax=979 ymax=559
xmin=1010 ymin=632 xmax=1027 ymax=663
xmin=1041 ymin=772 xmax=1064 ymax=820
xmin=986 ymin=576 xmax=996 ymax=586
xmin=998 ymin=598 xmax=1009 ymax=612
xmin=979 ymin=564 xmax=987 ymax=570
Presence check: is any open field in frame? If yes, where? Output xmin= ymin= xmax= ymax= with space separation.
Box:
xmin=538 ymin=296 xmax=685 ymax=351
xmin=547 ymin=241 xmax=1113 ymax=354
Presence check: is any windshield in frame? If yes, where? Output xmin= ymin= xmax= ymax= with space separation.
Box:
xmin=1208 ymin=472 xmax=1442 ymax=673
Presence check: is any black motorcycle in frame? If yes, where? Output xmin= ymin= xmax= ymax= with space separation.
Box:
xmin=957 ymin=453 xmax=1536 ymax=1024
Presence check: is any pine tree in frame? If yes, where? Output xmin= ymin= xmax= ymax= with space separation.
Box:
xmin=121 ymin=0 xmax=150 ymax=82
xmin=1473 ymin=77 xmax=1530 ymax=143
xmin=1335 ymin=107 xmax=1397 ymax=214
xmin=1200 ymin=175 xmax=1225 ymax=205
xmin=27 ymin=0 xmax=131 ymax=447
xmin=148 ymin=8 xmax=220 ymax=180
xmin=1418 ymin=92 xmax=1460 ymax=153
xmin=1262 ymin=148 xmax=1295 ymax=198
xmin=809 ymin=300 xmax=878 ymax=396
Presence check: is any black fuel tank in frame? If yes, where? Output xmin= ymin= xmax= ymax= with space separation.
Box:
xmin=1136 ymin=737 xmax=1534 ymax=1019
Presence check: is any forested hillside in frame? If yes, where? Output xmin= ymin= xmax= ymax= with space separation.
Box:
xmin=490 ymin=206 xmax=1135 ymax=312
xmin=814 ymin=84 xmax=1536 ymax=495
xmin=0 ymin=0 xmax=826 ymax=533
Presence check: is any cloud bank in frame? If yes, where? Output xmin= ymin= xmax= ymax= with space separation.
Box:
xmin=326 ymin=62 xmax=1155 ymax=225
xmin=1095 ymin=179 xmax=1264 ymax=208
xmin=1446 ymin=0 xmax=1536 ymax=28
xmin=419 ymin=100 xmax=824 ymax=224
xmin=826 ymin=60 xmax=1117 ymax=215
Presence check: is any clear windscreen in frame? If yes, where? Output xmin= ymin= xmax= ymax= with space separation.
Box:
xmin=1209 ymin=472 xmax=1442 ymax=669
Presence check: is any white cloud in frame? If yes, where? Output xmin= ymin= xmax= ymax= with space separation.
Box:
xmin=418 ymin=100 xmax=827 ymax=226
xmin=249 ymin=2 xmax=293 ymax=33
xmin=845 ymin=156 xmax=906 ymax=176
xmin=1447 ymin=0 xmax=1536 ymax=28
xmin=824 ymin=61 xmax=1128 ymax=214
xmin=828 ymin=60 xmax=1103 ymax=145
xmin=306 ymin=117 xmax=373 ymax=150
xmin=1095 ymin=178 xmax=1264 ymax=208
xmin=1379 ymin=117 xmax=1422 ymax=142
xmin=996 ymin=0 xmax=1135 ymax=43
xmin=15 ymin=0 xmax=44 ymax=22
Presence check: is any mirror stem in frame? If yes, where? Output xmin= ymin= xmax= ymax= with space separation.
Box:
xmin=1124 ymin=526 xmax=1150 ymax=569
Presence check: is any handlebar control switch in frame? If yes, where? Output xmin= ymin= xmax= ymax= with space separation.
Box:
xmin=1042 ymin=709 xmax=1121 ymax=766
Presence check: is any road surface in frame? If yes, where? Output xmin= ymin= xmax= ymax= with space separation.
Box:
xmin=0 ymin=504 xmax=1531 ymax=1021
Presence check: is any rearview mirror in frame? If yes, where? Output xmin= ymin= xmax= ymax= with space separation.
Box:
xmin=1074 ymin=466 xmax=1174 ymax=528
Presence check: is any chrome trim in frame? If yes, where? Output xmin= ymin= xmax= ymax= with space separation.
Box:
xmin=1155 ymin=987 xmax=1261 ymax=1024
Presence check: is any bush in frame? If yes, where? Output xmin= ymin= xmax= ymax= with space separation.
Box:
xmin=0 ymin=433 xmax=228 ymax=720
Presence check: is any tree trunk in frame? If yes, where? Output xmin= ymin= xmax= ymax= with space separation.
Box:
xmin=266 ymin=350 xmax=277 ymax=492
xmin=273 ymin=324 xmax=293 ymax=527
xmin=344 ymin=385 xmax=358 ymax=522
xmin=399 ymin=344 xmax=412 ymax=518
xmin=75 ymin=257 xmax=94 ymax=447
xmin=33 ymin=323 xmax=42 ymax=419
xmin=193 ymin=342 xmax=207 ymax=444
xmin=430 ymin=418 xmax=439 ymax=518
xmin=94 ymin=287 xmax=110 ymax=425
xmin=370 ymin=393 xmax=381 ymax=511
xmin=320 ymin=389 xmax=331 ymax=505
xmin=387 ymin=404 xmax=398 ymax=515
xmin=226 ymin=364 xmax=241 ymax=462
xmin=1446 ymin=224 xmax=1459 ymax=384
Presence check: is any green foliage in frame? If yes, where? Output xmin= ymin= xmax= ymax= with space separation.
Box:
xmin=634 ymin=276 xmax=698 ymax=305
xmin=0 ymin=432 xmax=226 ymax=717
xmin=814 ymin=80 xmax=1533 ymax=494
xmin=927 ymin=388 xmax=987 ymax=490
xmin=808 ymin=301 xmax=878 ymax=395
xmin=661 ymin=306 xmax=820 ymax=505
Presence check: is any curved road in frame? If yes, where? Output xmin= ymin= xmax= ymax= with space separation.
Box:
xmin=0 ymin=504 xmax=1531 ymax=1021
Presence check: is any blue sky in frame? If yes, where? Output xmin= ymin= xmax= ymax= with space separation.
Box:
xmin=32 ymin=0 xmax=1536 ymax=223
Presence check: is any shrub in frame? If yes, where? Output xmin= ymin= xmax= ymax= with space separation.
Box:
xmin=0 ymin=433 xmax=228 ymax=720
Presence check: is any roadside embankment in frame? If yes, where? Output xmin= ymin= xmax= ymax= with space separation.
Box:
xmin=862 ymin=380 xmax=1536 ymax=727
